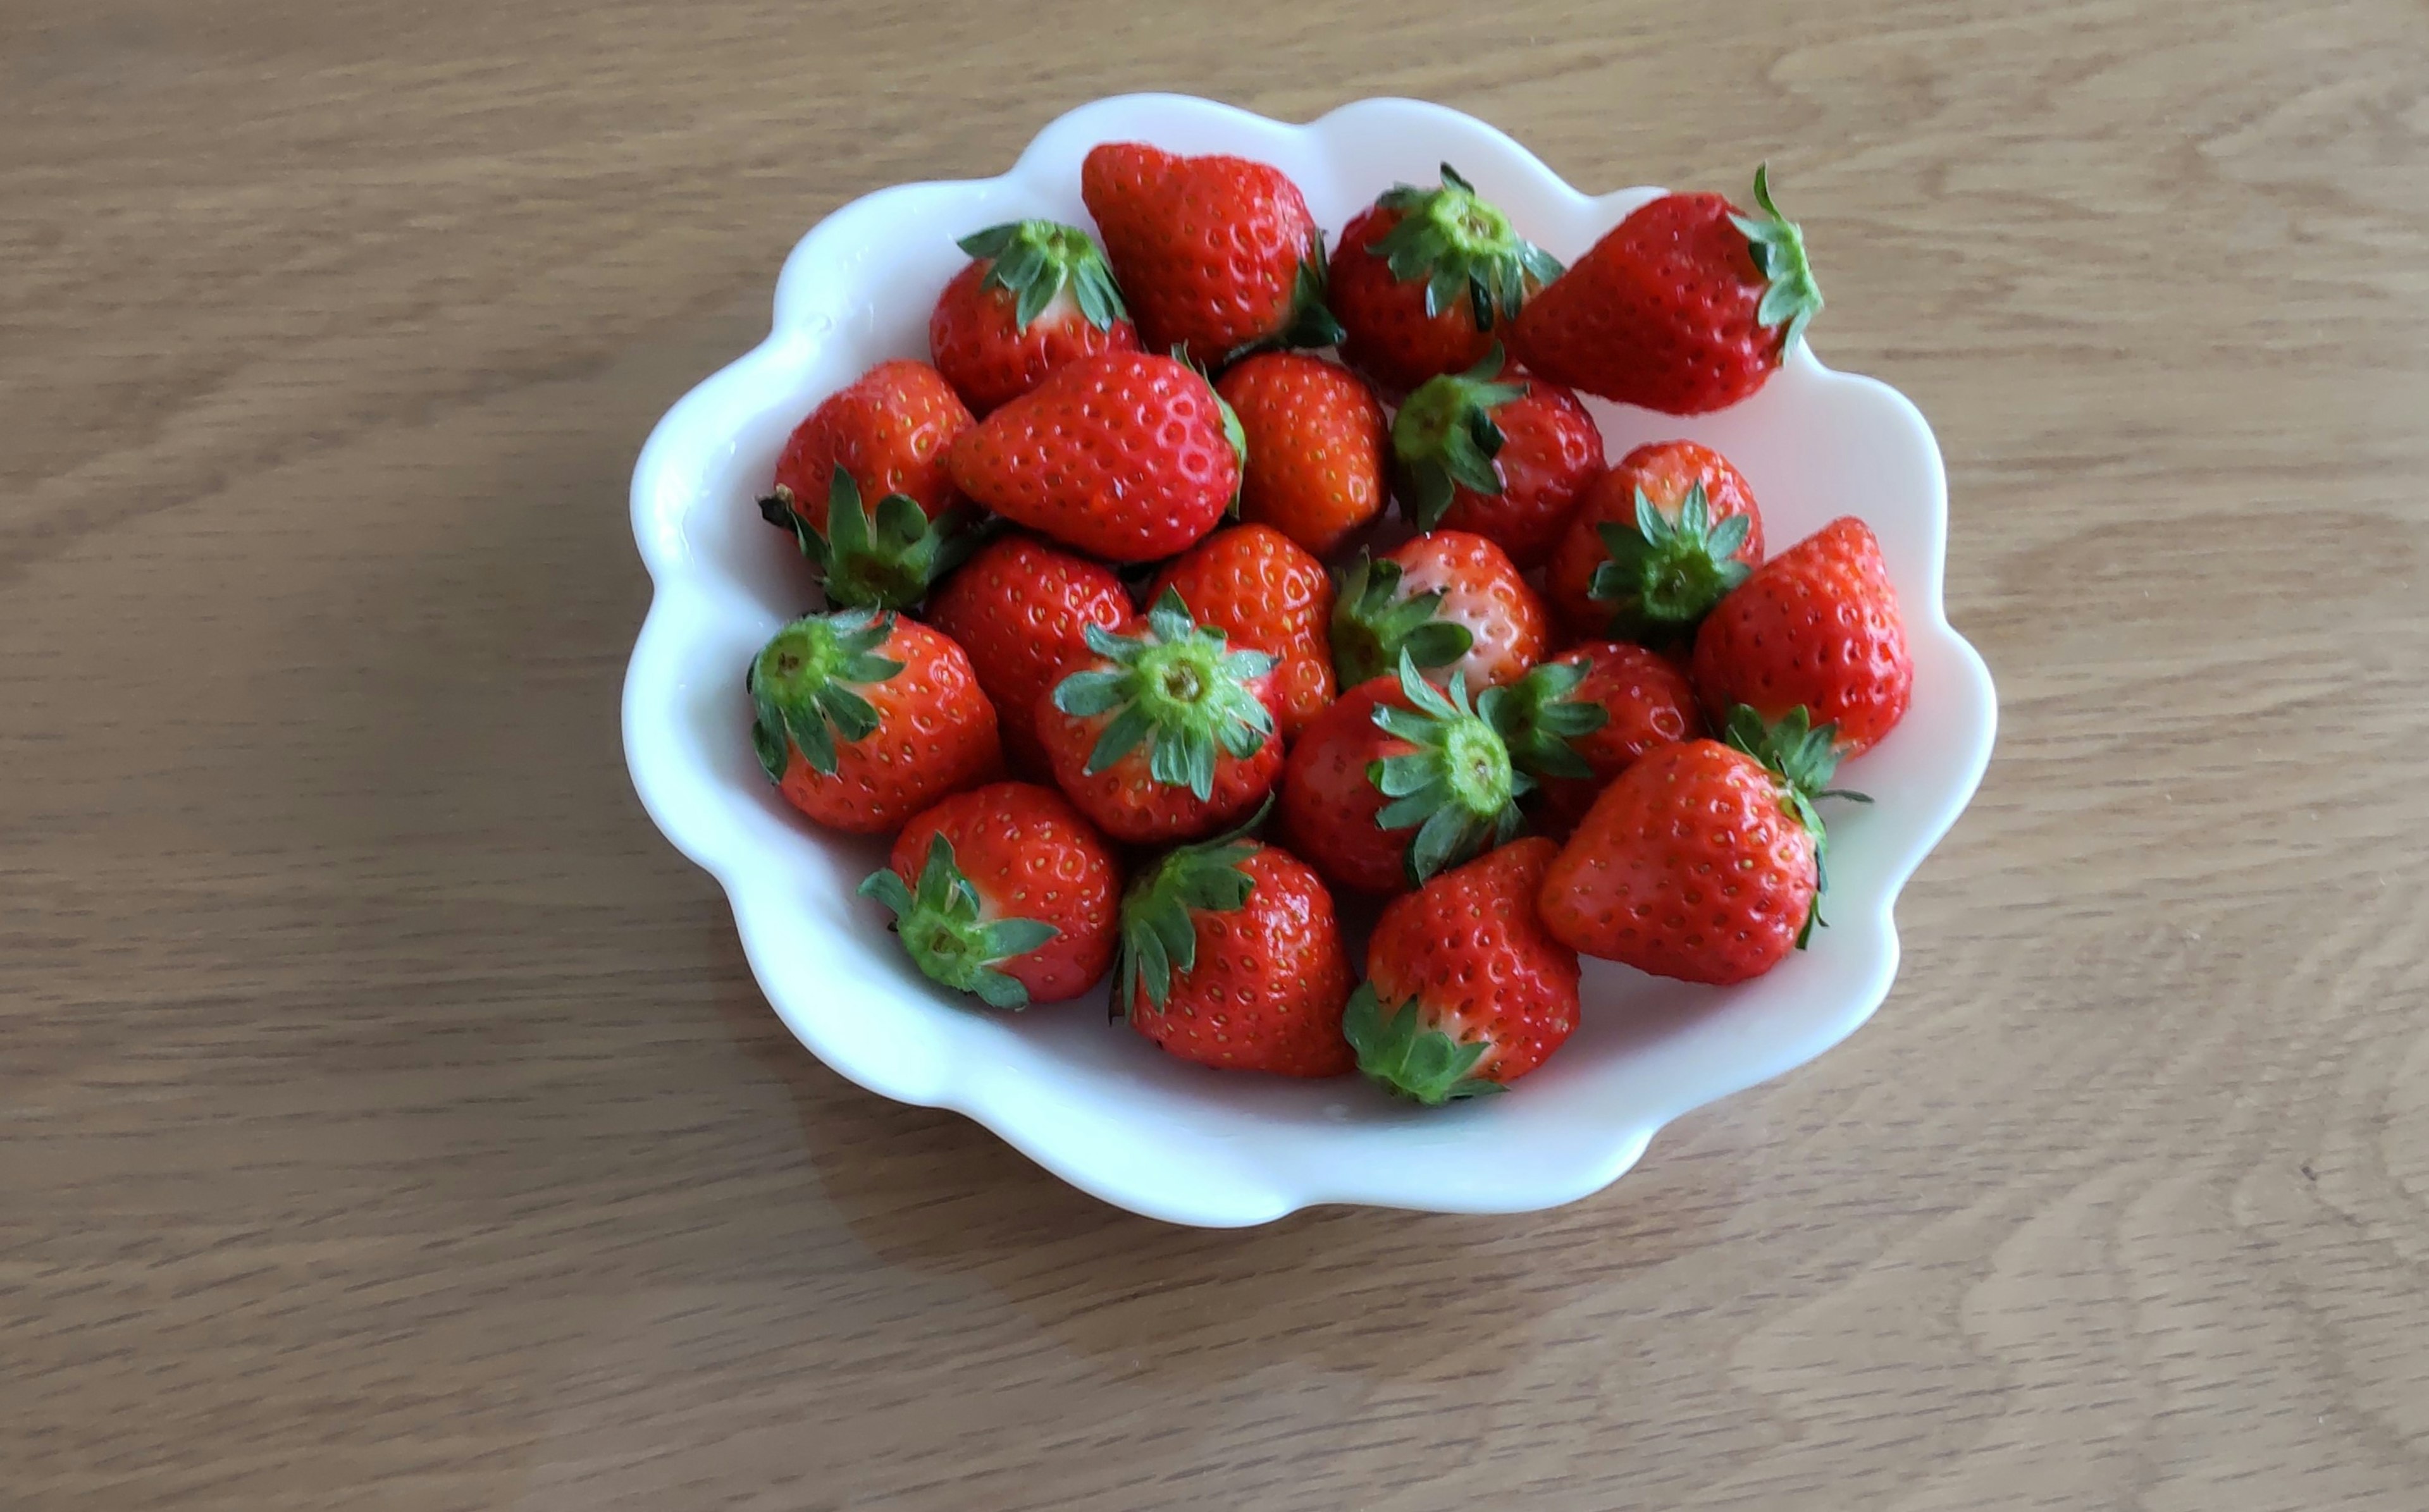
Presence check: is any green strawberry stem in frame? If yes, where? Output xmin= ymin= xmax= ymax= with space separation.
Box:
xmin=957 ymin=219 xmax=1128 ymax=332
xmin=859 ymin=833 xmax=1059 ymax=1011
xmin=1496 ymin=660 xmax=1611 ymax=782
xmin=759 ymin=466 xmax=974 ymax=612
xmin=1586 ymin=481 xmax=1753 ymax=641
xmin=1112 ymin=802 xmax=1268 ymax=1018
xmin=745 ymin=608 xmax=903 ymax=780
xmin=1727 ymin=164 xmax=1824 ymax=355
xmin=1367 ymin=163 xmax=1563 ymax=329
xmin=1342 ymin=985 xmax=1501 ymax=1105
xmin=1368 ymin=653 xmax=1530 ymax=886
xmin=1721 ymin=703 xmax=1870 ymax=947
xmin=1390 ymin=344 xmax=1528 ymax=531
xmin=1051 ymin=590 xmax=1277 ymax=801
xmin=1331 ymin=553 xmax=1475 ymax=686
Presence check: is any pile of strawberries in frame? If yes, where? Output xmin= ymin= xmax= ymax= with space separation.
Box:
xmin=743 ymin=144 xmax=1912 ymax=1103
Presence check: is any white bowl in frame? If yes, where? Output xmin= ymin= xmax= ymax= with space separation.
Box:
xmin=623 ymin=94 xmax=1998 ymax=1227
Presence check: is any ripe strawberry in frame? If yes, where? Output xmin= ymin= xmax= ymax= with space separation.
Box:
xmin=1536 ymin=707 xmax=1861 ymax=983
xmin=861 ymin=782 xmax=1121 ymax=1009
xmin=1499 ymin=641 xmax=1703 ymax=837
xmin=1511 ymin=166 xmax=1824 ymax=414
xmin=1150 ymin=525 xmax=1336 ymax=744
xmin=746 ymin=609 xmax=1001 ymax=834
xmin=1080 ymin=142 xmax=1340 ymax=366
xmin=762 ymin=359 xmax=975 ymax=608
xmin=1332 ymin=530 xmax=1550 ymax=693
xmin=947 ymin=350 xmax=1242 ymax=563
xmin=1036 ymin=593 xmax=1282 ymax=844
xmin=1215 ymin=352 xmax=1388 ymax=558
xmin=1547 ymin=439 xmax=1765 ymax=642
xmin=925 ymin=533 xmax=1132 ymax=774
xmin=1691 ymin=517 xmax=1912 ymax=757
xmin=1390 ymin=345 xmax=1604 ymax=568
xmin=1330 ymin=164 xmax=1564 ymax=396
xmin=1346 ymin=837 xmax=1579 ymax=1102
xmin=1117 ymin=825 xmax=1354 ymax=1078
xmin=1278 ymin=656 xmax=1533 ymax=894
xmin=929 ymin=219 xmax=1140 ymax=415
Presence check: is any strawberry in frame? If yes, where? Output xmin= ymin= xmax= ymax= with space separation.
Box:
xmin=1116 ymin=823 xmax=1354 ymax=1078
xmin=761 ymin=359 xmax=974 ymax=608
xmin=1215 ymin=352 xmax=1388 ymax=558
xmin=1080 ymin=142 xmax=1340 ymax=366
xmin=1547 ymin=439 xmax=1765 ymax=642
xmin=1536 ymin=707 xmax=1862 ymax=983
xmin=1500 ymin=641 xmax=1704 ymax=837
xmin=1149 ymin=525 xmax=1336 ymax=744
xmin=1036 ymin=592 xmax=1282 ymax=844
xmin=1331 ymin=530 xmax=1550 ymax=693
xmin=1691 ymin=516 xmax=1912 ymax=758
xmin=746 ymin=609 xmax=1001 ymax=834
xmin=861 ymin=782 xmax=1121 ymax=1009
xmin=929 ymin=219 xmax=1140 ymax=415
xmin=1330 ymin=164 xmax=1564 ymax=396
xmin=1345 ymin=837 xmax=1579 ymax=1102
xmin=1389 ymin=345 xmax=1604 ymax=569
xmin=925 ymin=533 xmax=1132 ymax=775
xmin=1511 ymin=166 xmax=1824 ymax=414
xmin=1278 ymin=656 xmax=1533 ymax=894
xmin=946 ymin=350 xmax=1242 ymax=563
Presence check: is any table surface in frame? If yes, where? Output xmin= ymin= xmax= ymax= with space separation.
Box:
xmin=8 ymin=1 xmax=2428 ymax=1506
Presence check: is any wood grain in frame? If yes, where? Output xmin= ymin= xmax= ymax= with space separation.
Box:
xmin=5 ymin=0 xmax=2428 ymax=1506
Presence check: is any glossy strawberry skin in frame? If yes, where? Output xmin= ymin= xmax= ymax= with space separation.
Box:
xmin=925 ymin=534 xmax=1132 ymax=775
xmin=1691 ymin=517 xmax=1912 ymax=757
xmin=1528 ymin=641 xmax=1705 ymax=837
xmin=1277 ymin=677 xmax=1419 ymax=895
xmin=770 ymin=618 xmax=1002 ymax=834
xmin=1428 ymin=376 xmax=1604 ymax=569
xmin=1536 ymin=739 xmax=1815 ymax=983
xmin=929 ymin=259 xmax=1140 ymax=416
xmin=1365 ymin=838 xmax=1579 ymax=1086
xmin=1379 ymin=531 xmax=1550 ymax=691
xmin=1081 ymin=142 xmax=1325 ymax=365
xmin=772 ymin=359 xmax=972 ymax=529
xmin=1151 ymin=526 xmax=1336 ymax=744
xmin=1329 ymin=202 xmax=1499 ymax=396
xmin=1032 ymin=636 xmax=1282 ymax=845
xmin=1216 ymin=352 xmax=1388 ymax=559
xmin=1547 ymin=439 xmax=1765 ymax=639
xmin=886 ymin=783 xmax=1121 ymax=1003
xmin=946 ymin=350 xmax=1238 ymax=563
xmin=1127 ymin=845 xmax=1355 ymax=1078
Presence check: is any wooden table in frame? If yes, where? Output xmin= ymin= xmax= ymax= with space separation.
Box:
xmin=8 ymin=1 xmax=2426 ymax=1506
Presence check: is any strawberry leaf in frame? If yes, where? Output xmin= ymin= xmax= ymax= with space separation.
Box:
xmin=1342 ymin=985 xmax=1502 ymax=1105
xmin=746 ymin=608 xmax=901 ymax=780
xmin=860 ymin=832 xmax=1060 ymax=1011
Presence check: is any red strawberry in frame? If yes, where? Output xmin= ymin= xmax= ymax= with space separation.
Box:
xmin=1536 ymin=708 xmax=1859 ymax=983
xmin=947 ymin=350 xmax=1242 ymax=563
xmin=929 ymin=219 xmax=1140 ymax=415
xmin=1691 ymin=517 xmax=1912 ymax=757
xmin=862 ymin=782 xmax=1121 ymax=1009
xmin=1278 ymin=657 xmax=1533 ymax=894
xmin=1511 ymin=166 xmax=1824 ymax=414
xmin=1502 ymin=641 xmax=1704 ymax=837
xmin=1331 ymin=530 xmax=1550 ymax=693
xmin=1118 ymin=827 xmax=1354 ymax=1078
xmin=1035 ymin=593 xmax=1282 ymax=844
xmin=1216 ymin=352 xmax=1388 ymax=559
xmin=1390 ymin=345 xmax=1604 ymax=569
xmin=1547 ymin=439 xmax=1765 ymax=641
xmin=761 ymin=359 xmax=975 ymax=608
xmin=925 ymin=533 xmax=1132 ymax=774
xmin=747 ymin=609 xmax=1001 ymax=834
xmin=1346 ymin=837 xmax=1579 ymax=1102
xmin=1330 ymin=164 xmax=1564 ymax=395
xmin=1150 ymin=525 xmax=1336 ymax=744
xmin=1080 ymin=142 xmax=1340 ymax=366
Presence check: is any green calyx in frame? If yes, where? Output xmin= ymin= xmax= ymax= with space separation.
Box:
xmin=956 ymin=219 xmax=1128 ymax=333
xmin=1368 ymin=163 xmax=1564 ymax=332
xmin=1113 ymin=802 xmax=1266 ymax=1018
xmin=1721 ymin=703 xmax=1872 ymax=947
xmin=859 ymin=832 xmax=1060 ymax=1011
xmin=1050 ymin=589 xmax=1278 ymax=801
xmin=760 ymin=466 xmax=975 ymax=612
xmin=745 ymin=607 xmax=903 ymax=780
xmin=1587 ymin=481 xmax=1755 ymax=641
xmin=1368 ymin=653 xmax=1530 ymax=887
xmin=1390 ymin=343 xmax=1528 ymax=530
xmin=1726 ymin=164 xmax=1824 ymax=355
xmin=1495 ymin=659 xmax=1612 ymax=782
xmin=1331 ymin=552 xmax=1475 ymax=687
xmin=1342 ymin=984 xmax=1502 ymax=1105
xmin=1173 ymin=344 xmax=1251 ymax=513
